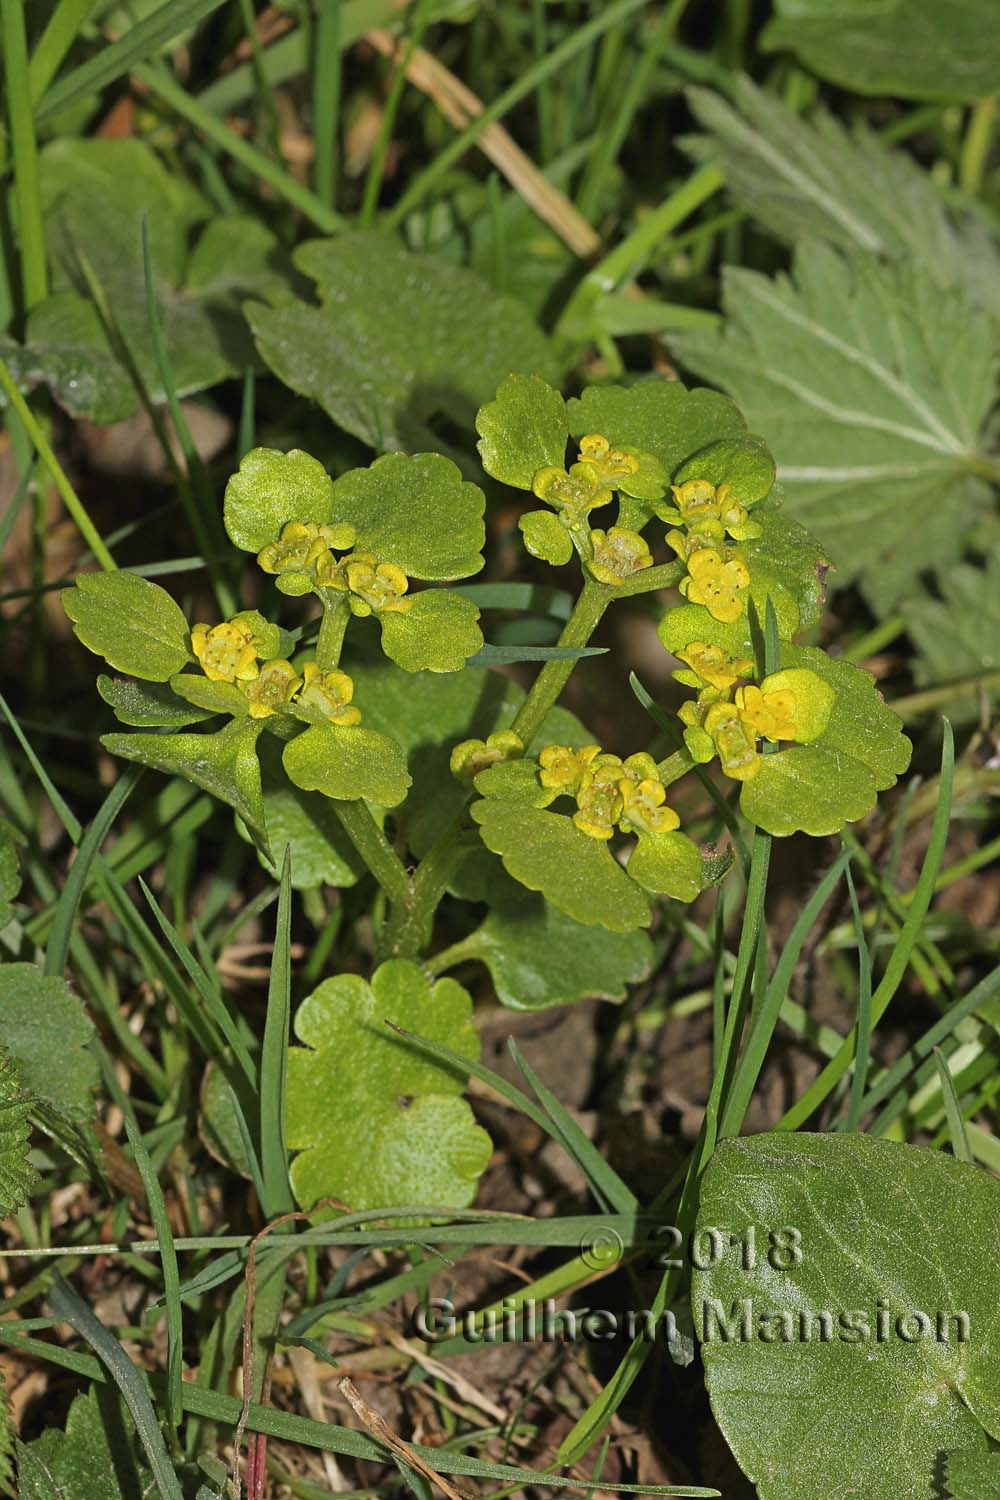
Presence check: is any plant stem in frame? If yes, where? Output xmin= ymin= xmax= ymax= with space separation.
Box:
xmin=2 ymin=0 xmax=47 ymax=315
xmin=316 ymin=597 xmax=350 ymax=670
xmin=511 ymin=579 xmax=610 ymax=746
xmin=332 ymin=799 xmax=410 ymax=909
xmin=0 ymin=356 xmax=115 ymax=570
xmin=312 ymin=0 xmax=342 ymax=208
xmin=379 ymin=822 xmax=477 ymax=962
xmin=960 ymin=94 xmax=998 ymax=196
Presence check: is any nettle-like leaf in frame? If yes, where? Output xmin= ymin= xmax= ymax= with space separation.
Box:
xmin=0 ymin=966 xmax=99 ymax=1124
xmin=224 ymin=447 xmax=336 ymax=553
xmin=17 ymin=1388 xmax=149 ymax=1500
xmin=684 ymin=78 xmax=1000 ymax=317
xmin=249 ymin=233 xmax=558 ymax=450
xmin=97 ymin=674 xmax=214 ymax=728
xmin=902 ymin=559 xmax=1000 ymax=723
xmin=675 ymin=242 xmax=996 ymax=613
xmin=475 ymin=373 xmax=570 ymax=489
xmin=330 ymin=452 xmax=486 ymax=580
xmin=63 ymin=572 xmax=192 ymax=682
xmin=379 ymin=590 xmax=483 ymax=674
xmin=692 ymin=1133 xmax=1000 ymax=1500
xmin=102 ymin=719 xmax=269 ymax=853
xmin=0 ymin=821 xmax=23 ymax=929
xmin=454 ymin=897 xmax=654 ymax=1011
xmin=286 ymin=960 xmax=492 ymax=1211
xmin=236 ymin=738 xmax=364 ymax=889
xmin=470 ymin=802 xmax=653 ymax=933
xmin=1 ymin=139 xmax=289 ymax=423
xmin=0 ymin=1050 xmax=36 ymax=1220
xmin=761 ymin=0 xmax=1000 ymax=103
xmin=282 ymin=723 xmax=411 ymax=808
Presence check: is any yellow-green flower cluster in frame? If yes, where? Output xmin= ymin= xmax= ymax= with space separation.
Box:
xmin=191 ymin=612 xmax=360 ymax=725
xmin=526 ymin=432 xmax=665 ymax=573
xmin=450 ymin=730 xmax=524 ymax=782
xmin=258 ymin=521 xmax=416 ymax=621
xmin=675 ymin=642 xmax=834 ymax=782
xmin=539 ymin=745 xmax=680 ymax=841
xmin=666 ymin=480 xmax=760 ymax=625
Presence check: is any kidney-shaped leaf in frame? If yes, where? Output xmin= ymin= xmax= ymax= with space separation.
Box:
xmin=692 ymin=1132 xmax=1000 ymax=1500
xmin=379 ymin=591 xmax=483 ymax=674
xmin=286 ymin=960 xmax=491 ymax=1211
xmin=475 ymin=373 xmax=569 ymax=489
xmin=63 ymin=572 xmax=191 ymax=681
xmin=673 ymin=434 xmax=776 ymax=507
xmin=282 ymin=723 xmax=411 ymax=807
xmin=331 ymin=453 xmax=485 ymax=580
xmin=224 ymin=446 xmax=335 ymax=552
xmin=565 ymin=380 xmax=746 ymax=479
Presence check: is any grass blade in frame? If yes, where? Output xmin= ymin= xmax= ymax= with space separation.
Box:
xmin=843 ymin=862 xmax=874 ymax=1131
xmin=259 ymin=849 xmax=294 ymax=1217
xmin=932 ymin=1047 xmax=973 ymax=1163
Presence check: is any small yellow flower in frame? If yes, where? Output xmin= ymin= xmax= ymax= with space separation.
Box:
xmin=532 ymin=465 xmax=612 ymax=516
xmin=573 ymin=777 xmax=624 ymax=841
xmin=676 ymin=642 xmax=754 ymax=694
xmin=257 ymin=521 xmax=356 ymax=576
xmin=670 ymin=479 xmax=724 ymax=524
xmin=735 ymin=683 xmax=798 ymax=743
xmin=718 ymin=495 xmax=761 ymax=542
xmin=619 ymin=777 xmax=679 ymax=835
xmin=242 ymin=658 xmax=302 ymax=719
xmin=587 ymin=526 xmax=653 ymax=585
xmin=344 ymin=555 xmax=411 ymax=615
xmin=296 ymin=663 xmax=362 ymax=725
xmin=538 ymin=743 xmax=601 ymax=791
xmin=450 ymin=730 xmax=524 ymax=782
xmin=703 ymin=702 xmax=760 ymax=781
xmin=575 ymin=433 xmax=641 ymax=488
xmin=191 ymin=620 xmax=259 ymax=683
xmin=679 ymin=547 xmax=750 ymax=624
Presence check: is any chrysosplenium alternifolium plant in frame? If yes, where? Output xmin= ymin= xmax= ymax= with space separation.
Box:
xmin=62 ymin=374 xmax=911 ymax=1207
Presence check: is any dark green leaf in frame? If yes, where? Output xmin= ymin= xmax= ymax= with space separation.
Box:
xmin=0 ymin=966 xmax=98 ymax=1123
xmin=0 ymin=1051 xmax=37 ymax=1220
xmin=16 ymin=1388 xmax=148 ymax=1500
xmin=63 ymin=572 xmax=191 ymax=681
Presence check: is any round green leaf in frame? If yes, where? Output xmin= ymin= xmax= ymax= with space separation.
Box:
xmin=378 ymin=591 xmax=483 ymax=674
xmin=62 ymin=571 xmax=191 ymax=682
xmin=282 ymin=723 xmax=411 ymax=807
xmin=739 ymin=743 xmax=877 ymax=835
xmin=626 ymin=829 xmax=703 ymax=900
xmin=565 ymin=380 xmax=746 ymax=477
xmin=470 ymin=802 xmax=651 ymax=932
xmin=692 ymin=1133 xmax=1000 ymax=1500
xmin=780 ymin=643 xmax=912 ymax=788
xmin=476 ymin=373 xmax=568 ymax=489
xmin=473 ymin=759 xmax=553 ymax=805
xmin=519 ymin=509 xmax=574 ymax=565
xmin=223 ymin=446 xmax=335 ymax=552
xmin=674 ymin=434 xmax=776 ymax=506
xmin=734 ymin=498 xmax=829 ymax=634
xmin=287 ymin=962 xmax=491 ymax=1211
xmin=331 ymin=452 xmax=485 ymax=580
xmin=759 ymin=667 xmax=835 ymax=742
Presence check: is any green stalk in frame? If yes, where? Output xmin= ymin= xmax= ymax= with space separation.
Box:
xmin=332 ymin=799 xmax=410 ymax=909
xmin=312 ymin=0 xmax=342 ymax=208
xmin=28 ymin=0 xmax=100 ymax=102
xmin=2 ymin=0 xmax=47 ymax=314
xmin=960 ymin=94 xmax=998 ymax=196
xmin=359 ymin=0 xmax=434 ymax=229
xmin=316 ymin=597 xmax=350 ymax=669
xmin=511 ymin=579 xmax=611 ymax=746
xmin=379 ymin=822 xmax=476 ymax=962
xmin=0 ymin=355 xmax=115 ymax=569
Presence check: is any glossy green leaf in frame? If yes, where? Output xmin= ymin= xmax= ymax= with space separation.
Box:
xmin=223 ymin=446 xmax=335 ymax=552
xmin=282 ymin=723 xmax=411 ymax=808
xmin=0 ymin=1051 xmax=36 ymax=1220
xmin=475 ymin=373 xmax=568 ymax=489
xmin=168 ymin=673 xmax=248 ymax=716
xmin=902 ymin=559 xmax=1000 ymax=722
xmin=102 ymin=720 xmax=268 ymax=852
xmin=565 ymin=380 xmax=746 ymax=480
xmin=519 ymin=509 xmax=574 ymax=565
xmin=626 ymin=830 xmax=703 ymax=900
xmin=473 ymin=759 xmax=553 ymax=806
xmin=237 ymin=739 xmax=364 ymax=889
xmin=379 ymin=591 xmax=483 ymax=674
xmin=0 ymin=966 xmax=98 ymax=1124
xmin=675 ymin=243 xmax=995 ymax=612
xmin=97 ymin=674 xmax=214 ymax=728
xmin=249 ymin=233 xmax=557 ymax=451
xmin=286 ymin=961 xmax=492 ymax=1210
xmin=739 ymin=743 xmax=877 ymax=837
xmin=673 ymin=435 xmax=776 ymax=508
xmin=761 ymin=0 xmax=1000 ymax=102
xmin=63 ymin=572 xmax=191 ymax=682
xmin=331 ymin=453 xmax=485 ymax=579
xmin=692 ymin=1133 xmax=1000 ymax=1500
xmin=456 ymin=898 xmax=654 ymax=1011
xmin=471 ymin=802 xmax=652 ymax=932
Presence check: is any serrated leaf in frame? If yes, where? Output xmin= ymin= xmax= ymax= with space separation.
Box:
xmin=470 ymin=802 xmax=652 ymax=932
xmin=0 ymin=821 xmax=23 ymax=929
xmin=286 ymin=961 xmax=492 ymax=1210
xmin=626 ymin=830 xmax=703 ymax=900
xmin=565 ymin=380 xmax=746 ymax=480
xmin=475 ymin=373 xmax=569 ymax=489
xmin=0 ymin=1370 xmax=12 ymax=1497
xmin=781 ymin=643 xmax=912 ymax=789
xmin=691 ymin=1133 xmax=1000 ymax=1500
xmin=684 ymin=78 xmax=1000 ymax=316
xmin=761 ymin=0 xmax=1000 ymax=102
xmin=282 ymin=723 xmax=411 ymax=807
xmin=16 ymin=1388 xmax=148 ymax=1500
xmin=0 ymin=965 xmax=98 ymax=1123
xmin=673 ymin=434 xmax=776 ymax=507
xmin=236 ymin=738 xmax=364 ymax=889
xmin=902 ymin=559 xmax=1000 ymax=722
xmin=458 ymin=897 xmax=654 ymax=1011
xmin=23 ymin=140 xmax=288 ymax=422
xmin=0 ymin=1050 xmax=36 ymax=1219
xmin=739 ymin=743 xmax=878 ymax=837
xmin=102 ymin=719 xmax=268 ymax=851
xmin=331 ymin=453 xmax=485 ymax=579
xmin=379 ymin=591 xmax=483 ymax=674
xmin=63 ymin=572 xmax=192 ymax=681
xmin=97 ymin=674 xmax=214 ymax=727
xmin=675 ymin=242 xmax=995 ymax=613
xmin=223 ymin=446 xmax=335 ymax=552
xmin=249 ymin=233 xmax=557 ymax=451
